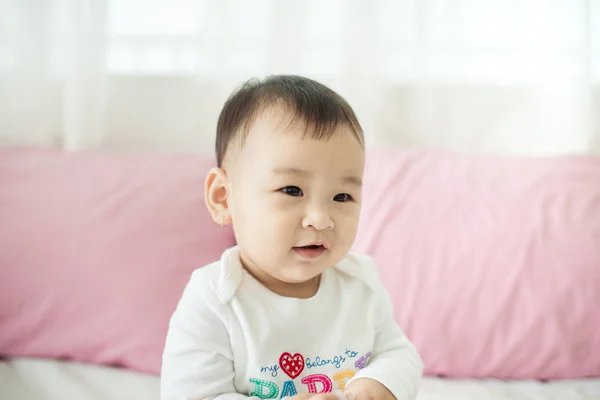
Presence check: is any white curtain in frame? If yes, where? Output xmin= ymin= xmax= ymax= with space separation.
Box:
xmin=1 ymin=0 xmax=599 ymax=155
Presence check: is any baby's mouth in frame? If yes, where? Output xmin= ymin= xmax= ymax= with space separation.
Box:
xmin=293 ymin=244 xmax=326 ymax=259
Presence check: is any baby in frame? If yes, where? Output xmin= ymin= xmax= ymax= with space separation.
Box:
xmin=161 ymin=75 xmax=423 ymax=400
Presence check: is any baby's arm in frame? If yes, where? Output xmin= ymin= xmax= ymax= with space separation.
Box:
xmin=161 ymin=274 xmax=248 ymax=400
xmin=345 ymin=263 xmax=424 ymax=400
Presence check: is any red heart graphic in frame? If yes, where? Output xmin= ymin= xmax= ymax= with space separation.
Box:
xmin=279 ymin=352 xmax=305 ymax=379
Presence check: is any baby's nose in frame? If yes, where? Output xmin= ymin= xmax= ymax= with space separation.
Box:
xmin=302 ymin=206 xmax=334 ymax=231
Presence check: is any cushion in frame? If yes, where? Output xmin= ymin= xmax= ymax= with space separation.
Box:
xmin=353 ymin=149 xmax=600 ymax=380
xmin=0 ymin=148 xmax=236 ymax=375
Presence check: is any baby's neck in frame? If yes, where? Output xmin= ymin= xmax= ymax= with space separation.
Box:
xmin=269 ymin=275 xmax=321 ymax=299
xmin=241 ymin=260 xmax=321 ymax=299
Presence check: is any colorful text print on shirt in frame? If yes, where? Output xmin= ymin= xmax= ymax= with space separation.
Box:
xmin=279 ymin=352 xmax=305 ymax=379
xmin=250 ymin=371 xmax=354 ymax=399
xmin=306 ymin=348 xmax=361 ymax=370
xmin=263 ymin=349 xmax=360 ymax=377
xmin=354 ymin=352 xmax=371 ymax=369
xmin=250 ymin=350 xmax=371 ymax=398
xmin=260 ymin=364 xmax=280 ymax=377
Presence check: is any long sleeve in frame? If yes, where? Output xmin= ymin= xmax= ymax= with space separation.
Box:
xmin=160 ymin=273 xmax=252 ymax=400
xmin=347 ymin=275 xmax=424 ymax=400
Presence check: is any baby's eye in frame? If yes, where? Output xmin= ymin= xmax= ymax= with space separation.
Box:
xmin=281 ymin=186 xmax=303 ymax=197
xmin=333 ymin=193 xmax=353 ymax=202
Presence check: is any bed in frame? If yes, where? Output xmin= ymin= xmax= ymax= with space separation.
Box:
xmin=1 ymin=358 xmax=599 ymax=400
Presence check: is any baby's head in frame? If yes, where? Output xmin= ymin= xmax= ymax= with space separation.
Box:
xmin=205 ymin=75 xmax=364 ymax=288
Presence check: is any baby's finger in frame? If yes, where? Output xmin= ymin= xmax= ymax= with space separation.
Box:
xmin=312 ymin=394 xmax=344 ymax=400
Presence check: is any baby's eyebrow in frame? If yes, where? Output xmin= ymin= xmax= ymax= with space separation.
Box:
xmin=271 ymin=167 xmax=310 ymax=176
xmin=343 ymin=176 xmax=363 ymax=187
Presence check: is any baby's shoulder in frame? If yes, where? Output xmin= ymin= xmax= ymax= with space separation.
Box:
xmin=186 ymin=246 xmax=243 ymax=305
xmin=333 ymin=253 xmax=383 ymax=293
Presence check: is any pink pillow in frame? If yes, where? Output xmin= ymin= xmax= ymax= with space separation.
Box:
xmin=353 ymin=149 xmax=600 ymax=380
xmin=0 ymin=148 xmax=236 ymax=374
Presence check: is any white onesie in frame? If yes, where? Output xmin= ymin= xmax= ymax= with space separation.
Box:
xmin=161 ymin=246 xmax=423 ymax=400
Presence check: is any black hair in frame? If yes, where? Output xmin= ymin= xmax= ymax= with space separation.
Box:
xmin=215 ymin=75 xmax=364 ymax=167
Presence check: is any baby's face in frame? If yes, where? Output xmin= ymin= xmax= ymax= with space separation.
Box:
xmin=225 ymin=111 xmax=365 ymax=285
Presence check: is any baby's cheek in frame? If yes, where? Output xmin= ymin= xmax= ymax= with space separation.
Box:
xmin=337 ymin=216 xmax=359 ymax=237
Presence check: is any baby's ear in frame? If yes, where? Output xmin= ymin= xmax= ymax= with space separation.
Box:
xmin=204 ymin=167 xmax=232 ymax=226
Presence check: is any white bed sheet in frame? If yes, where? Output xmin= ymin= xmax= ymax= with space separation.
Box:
xmin=1 ymin=358 xmax=599 ymax=400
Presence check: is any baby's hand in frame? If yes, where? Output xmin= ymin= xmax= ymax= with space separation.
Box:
xmin=344 ymin=378 xmax=395 ymax=400
xmin=286 ymin=393 xmax=344 ymax=400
